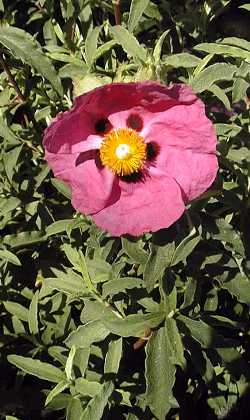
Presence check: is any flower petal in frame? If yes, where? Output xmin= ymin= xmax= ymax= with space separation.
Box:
xmin=45 ymin=150 xmax=120 ymax=214
xmin=43 ymin=108 xmax=99 ymax=154
xmin=143 ymin=103 xmax=216 ymax=154
xmin=160 ymin=147 xmax=218 ymax=202
xmin=92 ymin=174 xmax=185 ymax=236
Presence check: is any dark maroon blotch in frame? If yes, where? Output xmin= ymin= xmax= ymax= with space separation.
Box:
xmin=146 ymin=142 xmax=160 ymax=161
xmin=95 ymin=118 xmax=111 ymax=134
xmin=121 ymin=171 xmax=144 ymax=183
xmin=126 ymin=114 xmax=143 ymax=131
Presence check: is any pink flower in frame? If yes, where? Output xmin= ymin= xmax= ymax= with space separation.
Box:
xmin=43 ymin=81 xmax=218 ymax=236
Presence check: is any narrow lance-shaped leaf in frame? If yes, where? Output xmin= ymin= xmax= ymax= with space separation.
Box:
xmin=110 ymin=25 xmax=147 ymax=63
xmin=67 ymin=398 xmax=84 ymax=420
xmin=85 ymin=26 xmax=101 ymax=67
xmin=65 ymin=346 xmax=76 ymax=380
xmin=104 ymin=338 xmax=123 ymax=375
xmin=153 ymin=29 xmax=171 ymax=63
xmin=28 ymin=290 xmax=39 ymax=335
xmin=0 ymin=116 xmax=21 ymax=146
xmin=3 ymin=145 xmax=23 ymax=182
xmin=80 ymin=382 xmax=114 ymax=420
xmin=0 ymin=249 xmax=21 ymax=266
xmin=8 ymin=355 xmax=65 ymax=383
xmin=45 ymin=380 xmax=70 ymax=406
xmin=145 ymin=326 xmax=177 ymax=419
xmin=191 ymin=63 xmax=236 ymax=93
xmin=128 ymin=0 xmax=150 ymax=32
xmin=144 ymin=242 xmax=175 ymax=292
xmin=4 ymin=301 xmax=29 ymax=322
xmin=0 ymin=26 xmax=63 ymax=96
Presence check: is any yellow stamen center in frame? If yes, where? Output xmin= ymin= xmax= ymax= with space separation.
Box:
xmin=99 ymin=128 xmax=146 ymax=176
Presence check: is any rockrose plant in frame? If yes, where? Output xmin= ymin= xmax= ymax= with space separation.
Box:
xmin=2 ymin=1 xmax=250 ymax=419
xmin=43 ymin=81 xmax=218 ymax=236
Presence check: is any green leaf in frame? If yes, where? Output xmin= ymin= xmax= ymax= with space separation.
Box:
xmin=93 ymin=40 xmax=117 ymax=63
xmin=191 ymin=63 xmax=236 ymax=93
xmin=3 ymin=231 xmax=47 ymax=248
xmin=0 ymin=196 xmax=21 ymax=217
xmin=145 ymin=326 xmax=176 ymax=419
xmin=74 ymin=378 xmax=102 ymax=397
xmin=165 ymin=318 xmax=186 ymax=369
xmin=102 ymin=276 xmax=144 ymax=298
xmin=128 ymin=0 xmax=150 ymax=32
xmin=0 ymin=116 xmax=21 ymax=146
xmin=153 ymin=29 xmax=171 ymax=63
xmin=208 ymin=84 xmax=230 ymax=110
xmin=8 ymin=355 xmax=65 ymax=383
xmin=4 ymin=301 xmax=29 ymax=322
xmin=216 ymin=347 xmax=250 ymax=378
xmin=51 ymin=178 xmax=71 ymax=199
xmin=144 ymin=242 xmax=175 ymax=292
xmin=46 ymin=393 xmax=72 ymax=411
xmin=80 ymin=301 xmax=111 ymax=323
xmin=176 ymin=314 xmax=226 ymax=348
xmin=0 ymin=26 xmax=63 ymax=96
xmin=65 ymin=346 xmax=76 ymax=380
xmin=65 ymin=320 xmax=110 ymax=348
xmin=67 ymin=398 xmax=84 ymax=420
xmin=187 ymin=339 xmax=215 ymax=385
xmin=211 ymin=219 xmax=245 ymax=257
xmin=80 ymin=382 xmax=114 ymax=420
xmin=85 ymin=26 xmax=101 ymax=67
xmin=0 ymin=249 xmax=21 ymax=266
xmin=6 ymin=417 xmax=21 ymax=420
xmin=104 ymin=338 xmax=123 ymax=374
xmin=28 ymin=290 xmax=39 ymax=335
xmin=194 ymin=41 xmax=250 ymax=59
xmin=45 ymin=274 xmax=86 ymax=296
xmin=73 ymin=347 xmax=90 ymax=377
xmin=219 ymin=37 xmax=250 ymax=53
xmin=162 ymin=53 xmax=201 ymax=68
xmin=46 ymin=219 xmax=75 ymax=236
xmin=110 ymin=25 xmax=147 ymax=63
xmin=103 ymin=311 xmax=164 ymax=338
xmin=181 ymin=277 xmax=197 ymax=309
xmin=3 ymin=145 xmax=23 ymax=182
xmin=233 ymin=61 xmax=250 ymax=102
xmin=240 ymin=3 xmax=250 ymax=10
xmin=220 ymin=273 xmax=250 ymax=306
xmin=45 ymin=380 xmax=70 ymax=406
xmin=170 ymin=230 xmax=201 ymax=266
xmin=122 ymin=237 xmax=148 ymax=265
xmin=61 ymin=244 xmax=82 ymax=269
xmin=59 ymin=62 xmax=87 ymax=79
xmin=86 ymin=257 xmax=112 ymax=283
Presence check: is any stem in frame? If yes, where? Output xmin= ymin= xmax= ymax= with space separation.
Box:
xmin=133 ymin=328 xmax=152 ymax=350
xmin=113 ymin=0 xmax=121 ymax=25
xmin=0 ymin=53 xmax=26 ymax=104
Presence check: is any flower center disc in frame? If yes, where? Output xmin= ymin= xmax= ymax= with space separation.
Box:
xmin=100 ymin=128 xmax=146 ymax=176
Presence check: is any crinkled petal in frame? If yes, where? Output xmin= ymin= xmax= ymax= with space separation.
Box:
xmin=143 ymin=103 xmax=216 ymax=154
xmin=73 ymin=81 xmax=192 ymax=116
xmin=92 ymin=173 xmax=185 ymax=236
xmin=160 ymin=147 xmax=218 ymax=202
xmin=45 ymin=150 xmax=120 ymax=214
xmin=43 ymin=108 xmax=99 ymax=154
xmin=104 ymin=83 xmax=200 ymax=133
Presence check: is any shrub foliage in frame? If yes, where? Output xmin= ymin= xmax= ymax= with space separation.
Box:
xmin=0 ymin=1 xmax=250 ymax=419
